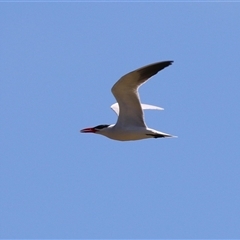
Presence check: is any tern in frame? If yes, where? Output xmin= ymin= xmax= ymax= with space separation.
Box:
xmin=81 ymin=61 xmax=176 ymax=141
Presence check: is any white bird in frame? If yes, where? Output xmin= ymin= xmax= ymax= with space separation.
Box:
xmin=80 ymin=61 xmax=176 ymax=141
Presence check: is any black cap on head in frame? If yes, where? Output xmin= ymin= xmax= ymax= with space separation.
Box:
xmin=94 ymin=124 xmax=110 ymax=130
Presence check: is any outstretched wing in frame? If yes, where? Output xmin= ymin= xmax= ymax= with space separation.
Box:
xmin=111 ymin=61 xmax=173 ymax=127
xmin=111 ymin=103 xmax=164 ymax=116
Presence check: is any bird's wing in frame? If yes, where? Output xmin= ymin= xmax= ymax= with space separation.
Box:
xmin=110 ymin=103 xmax=164 ymax=116
xmin=111 ymin=61 xmax=173 ymax=127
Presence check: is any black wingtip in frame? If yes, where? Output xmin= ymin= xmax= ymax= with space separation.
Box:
xmin=137 ymin=60 xmax=174 ymax=81
xmin=163 ymin=60 xmax=174 ymax=66
xmin=146 ymin=133 xmax=175 ymax=138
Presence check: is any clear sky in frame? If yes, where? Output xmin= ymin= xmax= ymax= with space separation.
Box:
xmin=1 ymin=2 xmax=240 ymax=239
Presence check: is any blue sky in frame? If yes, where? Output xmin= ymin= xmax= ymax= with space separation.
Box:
xmin=1 ymin=2 xmax=240 ymax=239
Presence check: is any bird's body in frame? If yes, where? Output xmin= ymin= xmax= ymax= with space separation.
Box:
xmin=81 ymin=61 xmax=176 ymax=141
xmin=96 ymin=125 xmax=173 ymax=141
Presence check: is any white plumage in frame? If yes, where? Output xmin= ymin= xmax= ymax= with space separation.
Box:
xmin=80 ymin=61 xmax=176 ymax=141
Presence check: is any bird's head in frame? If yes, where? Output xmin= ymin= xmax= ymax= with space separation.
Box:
xmin=80 ymin=124 xmax=110 ymax=134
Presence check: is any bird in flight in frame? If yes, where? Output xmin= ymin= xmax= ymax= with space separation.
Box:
xmin=80 ymin=61 xmax=176 ymax=141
